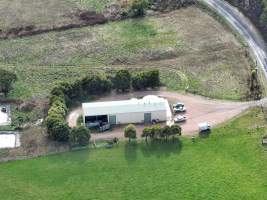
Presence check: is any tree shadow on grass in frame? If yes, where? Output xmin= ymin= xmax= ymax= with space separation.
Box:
xmin=140 ymin=138 xmax=183 ymax=158
xmin=124 ymin=141 xmax=138 ymax=163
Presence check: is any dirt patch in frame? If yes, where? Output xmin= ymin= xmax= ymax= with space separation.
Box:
xmin=0 ymin=127 xmax=69 ymax=163
xmin=67 ymin=89 xmax=252 ymax=140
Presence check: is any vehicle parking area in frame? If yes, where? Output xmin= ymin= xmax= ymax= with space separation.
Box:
xmin=67 ymin=89 xmax=251 ymax=140
xmin=0 ymin=104 xmax=11 ymax=126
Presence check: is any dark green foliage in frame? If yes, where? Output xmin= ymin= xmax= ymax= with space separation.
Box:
xmin=151 ymin=125 xmax=161 ymax=139
xmin=142 ymin=124 xmax=182 ymax=142
xmin=81 ymin=74 xmax=112 ymax=95
xmin=124 ymin=124 xmax=137 ymax=142
xmin=162 ymin=125 xmax=171 ymax=139
xmin=0 ymin=69 xmax=17 ymax=97
xmin=46 ymin=114 xmax=70 ymax=142
xmin=170 ymin=124 xmax=182 ymax=136
xmin=128 ymin=0 xmax=148 ymax=17
xmin=51 ymin=121 xmax=70 ymax=142
xmin=132 ymin=72 xmax=147 ymax=90
xmin=146 ymin=70 xmax=160 ymax=88
xmin=141 ymin=127 xmax=152 ymax=142
xmin=114 ymin=69 xmax=131 ymax=92
xmin=70 ymin=126 xmax=91 ymax=146
xmin=132 ymin=70 xmax=160 ymax=90
xmin=249 ymin=68 xmax=262 ymax=100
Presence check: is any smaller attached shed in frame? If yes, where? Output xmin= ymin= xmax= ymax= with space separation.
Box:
xmin=82 ymin=95 xmax=172 ymax=127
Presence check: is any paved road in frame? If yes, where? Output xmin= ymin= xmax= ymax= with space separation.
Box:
xmin=200 ymin=0 xmax=267 ymax=79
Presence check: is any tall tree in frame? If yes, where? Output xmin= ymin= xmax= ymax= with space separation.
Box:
xmin=142 ymin=127 xmax=152 ymax=143
xmin=114 ymin=69 xmax=131 ymax=92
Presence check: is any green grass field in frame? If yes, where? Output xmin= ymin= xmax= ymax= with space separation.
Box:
xmin=0 ymin=108 xmax=266 ymax=200
xmin=0 ymin=7 xmax=252 ymax=100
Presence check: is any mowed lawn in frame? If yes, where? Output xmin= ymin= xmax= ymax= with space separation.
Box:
xmin=0 ymin=108 xmax=266 ymax=200
xmin=0 ymin=7 xmax=252 ymax=100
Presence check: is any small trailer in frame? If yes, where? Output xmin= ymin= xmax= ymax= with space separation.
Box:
xmin=198 ymin=122 xmax=211 ymax=133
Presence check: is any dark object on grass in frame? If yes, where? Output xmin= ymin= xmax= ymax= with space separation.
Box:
xmin=262 ymin=136 xmax=267 ymax=146
xmin=105 ymin=143 xmax=113 ymax=149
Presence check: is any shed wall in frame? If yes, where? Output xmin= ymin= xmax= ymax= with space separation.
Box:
xmin=115 ymin=110 xmax=166 ymax=124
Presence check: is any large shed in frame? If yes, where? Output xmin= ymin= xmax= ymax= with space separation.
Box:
xmin=82 ymin=95 xmax=172 ymax=126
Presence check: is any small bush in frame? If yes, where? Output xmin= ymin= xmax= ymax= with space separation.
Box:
xmin=0 ymin=69 xmax=17 ymax=97
xmin=128 ymin=0 xmax=148 ymax=17
xmin=124 ymin=124 xmax=137 ymax=142
xmin=70 ymin=126 xmax=91 ymax=146
xmin=46 ymin=115 xmax=70 ymax=142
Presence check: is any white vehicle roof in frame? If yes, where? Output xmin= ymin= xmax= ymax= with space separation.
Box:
xmin=198 ymin=122 xmax=210 ymax=129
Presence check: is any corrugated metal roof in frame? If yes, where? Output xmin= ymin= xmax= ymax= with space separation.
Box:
xmin=82 ymin=95 xmax=168 ymax=116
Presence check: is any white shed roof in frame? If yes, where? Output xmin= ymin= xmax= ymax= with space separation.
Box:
xmin=82 ymin=95 xmax=168 ymax=116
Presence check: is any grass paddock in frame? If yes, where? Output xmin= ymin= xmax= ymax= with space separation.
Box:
xmin=0 ymin=108 xmax=266 ymax=200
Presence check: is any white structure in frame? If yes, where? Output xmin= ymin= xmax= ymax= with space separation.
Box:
xmin=0 ymin=132 xmax=20 ymax=149
xmin=82 ymin=95 xmax=172 ymax=126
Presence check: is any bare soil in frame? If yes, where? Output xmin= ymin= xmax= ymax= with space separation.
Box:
xmin=67 ymin=89 xmax=251 ymax=140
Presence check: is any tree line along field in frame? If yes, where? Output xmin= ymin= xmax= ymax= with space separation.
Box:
xmin=0 ymin=7 xmax=252 ymax=100
xmin=0 ymin=108 xmax=266 ymax=200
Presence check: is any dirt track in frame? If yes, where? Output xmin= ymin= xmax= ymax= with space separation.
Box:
xmin=67 ymin=89 xmax=252 ymax=140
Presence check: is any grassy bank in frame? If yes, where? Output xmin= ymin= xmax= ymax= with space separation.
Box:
xmin=0 ymin=108 xmax=266 ymax=199
xmin=0 ymin=7 xmax=252 ymax=100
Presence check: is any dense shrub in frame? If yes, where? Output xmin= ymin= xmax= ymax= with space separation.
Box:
xmin=132 ymin=70 xmax=160 ymax=90
xmin=70 ymin=126 xmax=91 ymax=146
xmin=142 ymin=127 xmax=153 ymax=142
xmin=141 ymin=124 xmax=182 ymax=141
xmin=132 ymin=72 xmax=147 ymax=90
xmin=46 ymin=114 xmax=70 ymax=142
xmin=114 ymin=69 xmax=132 ymax=92
xmin=128 ymin=0 xmax=148 ymax=17
xmin=170 ymin=124 xmax=182 ymax=136
xmin=124 ymin=124 xmax=137 ymax=142
xmin=81 ymin=74 xmax=112 ymax=95
xmin=0 ymin=69 xmax=17 ymax=97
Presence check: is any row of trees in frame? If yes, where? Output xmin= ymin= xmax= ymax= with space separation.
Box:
xmin=124 ymin=124 xmax=182 ymax=142
xmin=114 ymin=69 xmax=160 ymax=92
xmin=142 ymin=124 xmax=181 ymax=142
xmin=46 ymin=73 xmax=112 ymax=144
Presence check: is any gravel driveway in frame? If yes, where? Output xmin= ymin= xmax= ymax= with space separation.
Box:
xmin=67 ymin=89 xmax=252 ymax=140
